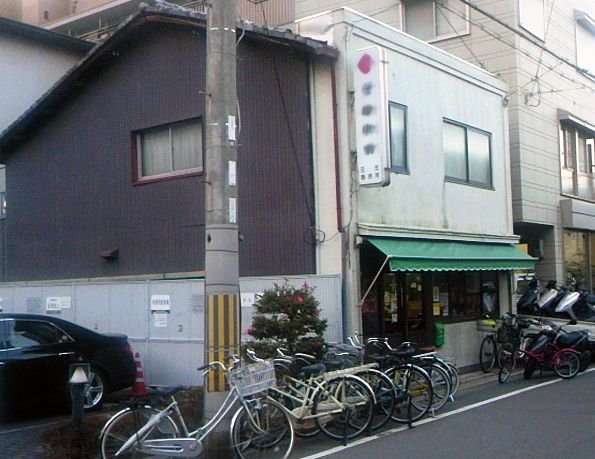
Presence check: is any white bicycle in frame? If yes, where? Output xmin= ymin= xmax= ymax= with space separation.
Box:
xmin=99 ymin=356 xmax=293 ymax=458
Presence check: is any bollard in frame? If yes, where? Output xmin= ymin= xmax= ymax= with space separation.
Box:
xmin=69 ymin=363 xmax=89 ymax=428
xmin=69 ymin=362 xmax=90 ymax=458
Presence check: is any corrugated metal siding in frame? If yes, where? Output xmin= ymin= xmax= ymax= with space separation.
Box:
xmin=237 ymin=0 xmax=294 ymax=26
xmin=0 ymin=274 xmax=341 ymax=384
xmin=4 ymin=22 xmax=315 ymax=281
xmin=237 ymin=40 xmax=316 ymax=276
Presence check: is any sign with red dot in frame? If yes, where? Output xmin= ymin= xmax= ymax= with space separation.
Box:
xmin=353 ymin=46 xmax=389 ymax=186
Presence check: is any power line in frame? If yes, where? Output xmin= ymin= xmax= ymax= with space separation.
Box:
xmin=435 ymin=0 xmax=595 ymax=96
xmin=435 ymin=1 xmax=487 ymax=70
xmin=453 ymin=0 xmax=593 ymax=78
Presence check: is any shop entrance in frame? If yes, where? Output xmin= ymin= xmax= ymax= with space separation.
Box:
xmin=374 ymin=272 xmax=432 ymax=347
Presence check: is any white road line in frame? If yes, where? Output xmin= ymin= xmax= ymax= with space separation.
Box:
xmin=300 ymin=367 xmax=595 ymax=459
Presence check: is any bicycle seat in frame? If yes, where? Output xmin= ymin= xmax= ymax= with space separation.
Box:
xmin=148 ymin=385 xmax=187 ymax=397
xmin=301 ymin=363 xmax=326 ymax=375
xmin=391 ymin=348 xmax=416 ymax=358
xmin=365 ymin=353 xmax=391 ymax=364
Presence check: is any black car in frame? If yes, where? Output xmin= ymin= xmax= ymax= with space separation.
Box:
xmin=0 ymin=313 xmax=135 ymax=418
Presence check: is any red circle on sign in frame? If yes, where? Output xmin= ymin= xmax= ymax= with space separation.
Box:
xmin=358 ymin=54 xmax=374 ymax=74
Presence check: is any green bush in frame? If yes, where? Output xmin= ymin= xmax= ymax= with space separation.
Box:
xmin=244 ymin=282 xmax=327 ymax=359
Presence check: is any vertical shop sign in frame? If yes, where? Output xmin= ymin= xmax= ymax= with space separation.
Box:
xmin=353 ymin=46 xmax=390 ymax=186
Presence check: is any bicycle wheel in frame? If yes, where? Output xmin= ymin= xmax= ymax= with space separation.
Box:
xmin=100 ymin=407 xmax=179 ymax=459
xmin=356 ymin=369 xmax=396 ymax=430
xmin=387 ymin=365 xmax=433 ymax=423
xmin=523 ymin=358 xmax=536 ymax=380
xmin=312 ymin=376 xmax=374 ymax=441
xmin=444 ymin=362 xmax=460 ymax=397
xmin=554 ymin=351 xmax=580 ymax=379
xmin=479 ymin=335 xmax=497 ymax=373
xmin=498 ymin=354 xmax=514 ymax=384
xmin=497 ymin=343 xmax=512 ymax=369
xmin=230 ymin=398 xmax=294 ymax=459
xmin=426 ymin=364 xmax=451 ymax=412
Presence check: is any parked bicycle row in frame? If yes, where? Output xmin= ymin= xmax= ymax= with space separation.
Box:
xmin=478 ymin=312 xmax=592 ymax=385
xmin=97 ymin=334 xmax=461 ymax=458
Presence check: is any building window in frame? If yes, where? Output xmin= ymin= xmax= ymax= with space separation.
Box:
xmin=389 ymin=102 xmax=408 ymax=173
xmin=563 ymin=230 xmax=595 ymax=294
xmin=575 ymin=10 xmax=595 ymax=75
xmin=404 ymin=0 xmax=469 ymax=42
xmin=433 ymin=271 xmax=499 ymax=321
xmin=134 ymin=118 xmax=203 ymax=182
xmin=519 ymin=0 xmax=545 ymax=40
xmin=560 ymin=122 xmax=595 ymax=200
xmin=443 ymin=120 xmax=492 ymax=188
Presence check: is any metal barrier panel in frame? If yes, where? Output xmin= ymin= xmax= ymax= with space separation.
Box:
xmin=0 ymin=274 xmax=342 ymax=385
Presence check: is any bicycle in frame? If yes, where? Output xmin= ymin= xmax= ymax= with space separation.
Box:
xmin=366 ymin=339 xmax=450 ymax=414
xmin=498 ymin=320 xmax=581 ymax=384
xmin=479 ymin=314 xmax=532 ymax=373
xmin=99 ymin=356 xmax=293 ymax=459
xmin=246 ymin=348 xmax=376 ymax=442
xmin=347 ymin=335 xmax=434 ymax=424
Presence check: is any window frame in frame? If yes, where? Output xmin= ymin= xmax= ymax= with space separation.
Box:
xmin=575 ymin=10 xmax=595 ymax=75
xmin=434 ymin=271 xmax=500 ymax=323
xmin=518 ymin=0 xmax=546 ymax=41
xmin=388 ymin=102 xmax=409 ymax=174
xmin=132 ymin=117 xmax=204 ymax=185
xmin=443 ymin=119 xmax=493 ymax=189
xmin=404 ymin=0 xmax=470 ymax=43
xmin=560 ymin=120 xmax=595 ymax=201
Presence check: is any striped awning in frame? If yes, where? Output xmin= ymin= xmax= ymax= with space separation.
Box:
xmin=366 ymin=237 xmax=535 ymax=271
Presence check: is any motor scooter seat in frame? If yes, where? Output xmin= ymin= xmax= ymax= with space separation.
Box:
xmin=556 ymin=331 xmax=586 ymax=347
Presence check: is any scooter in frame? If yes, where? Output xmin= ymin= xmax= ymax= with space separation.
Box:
xmin=517 ymin=278 xmax=540 ymax=314
xmin=554 ymin=281 xmax=595 ymax=322
xmin=536 ymin=280 xmax=561 ymax=314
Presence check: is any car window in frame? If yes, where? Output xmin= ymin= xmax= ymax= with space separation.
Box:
xmin=11 ymin=320 xmax=71 ymax=348
xmin=0 ymin=319 xmax=13 ymax=350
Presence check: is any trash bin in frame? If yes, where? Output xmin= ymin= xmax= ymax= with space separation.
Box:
xmin=434 ymin=320 xmax=445 ymax=347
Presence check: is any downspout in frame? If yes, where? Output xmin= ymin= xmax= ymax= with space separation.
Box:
xmin=331 ymin=63 xmax=351 ymax=341
xmin=331 ymin=65 xmax=343 ymax=233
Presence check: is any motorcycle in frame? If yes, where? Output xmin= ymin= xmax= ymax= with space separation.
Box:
xmin=523 ymin=319 xmax=590 ymax=379
xmin=517 ymin=279 xmax=560 ymax=315
xmin=554 ymin=282 xmax=595 ymax=322
xmin=536 ymin=280 xmax=562 ymax=314
xmin=516 ymin=278 xmax=540 ymax=314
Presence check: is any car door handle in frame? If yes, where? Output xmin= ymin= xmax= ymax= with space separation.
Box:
xmin=59 ymin=352 xmax=75 ymax=356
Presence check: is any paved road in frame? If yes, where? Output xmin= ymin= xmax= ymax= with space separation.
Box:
xmin=294 ymin=369 xmax=595 ymax=459
xmin=1 ymin=369 xmax=593 ymax=458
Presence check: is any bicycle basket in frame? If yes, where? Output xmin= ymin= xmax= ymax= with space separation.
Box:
xmin=477 ymin=318 xmax=497 ymax=332
xmin=228 ymin=361 xmax=276 ymax=398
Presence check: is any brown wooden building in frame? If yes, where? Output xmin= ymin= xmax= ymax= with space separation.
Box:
xmin=0 ymin=4 xmax=338 ymax=282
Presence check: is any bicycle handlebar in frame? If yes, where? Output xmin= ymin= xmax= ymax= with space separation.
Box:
xmin=197 ymin=354 xmax=240 ymax=373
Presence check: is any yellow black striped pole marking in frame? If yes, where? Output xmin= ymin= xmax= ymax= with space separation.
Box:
xmin=206 ymin=293 xmax=240 ymax=392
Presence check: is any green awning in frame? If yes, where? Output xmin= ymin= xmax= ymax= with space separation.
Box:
xmin=366 ymin=237 xmax=535 ymax=271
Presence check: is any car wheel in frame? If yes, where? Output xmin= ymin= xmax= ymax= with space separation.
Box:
xmin=83 ymin=368 xmax=107 ymax=411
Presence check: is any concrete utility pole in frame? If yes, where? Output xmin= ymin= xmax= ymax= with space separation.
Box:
xmin=203 ymin=0 xmax=240 ymax=456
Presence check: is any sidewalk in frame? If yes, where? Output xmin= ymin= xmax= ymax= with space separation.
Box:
xmin=0 ymin=369 xmax=500 ymax=459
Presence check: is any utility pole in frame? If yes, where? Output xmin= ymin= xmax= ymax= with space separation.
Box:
xmin=203 ymin=0 xmax=239 ymax=456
